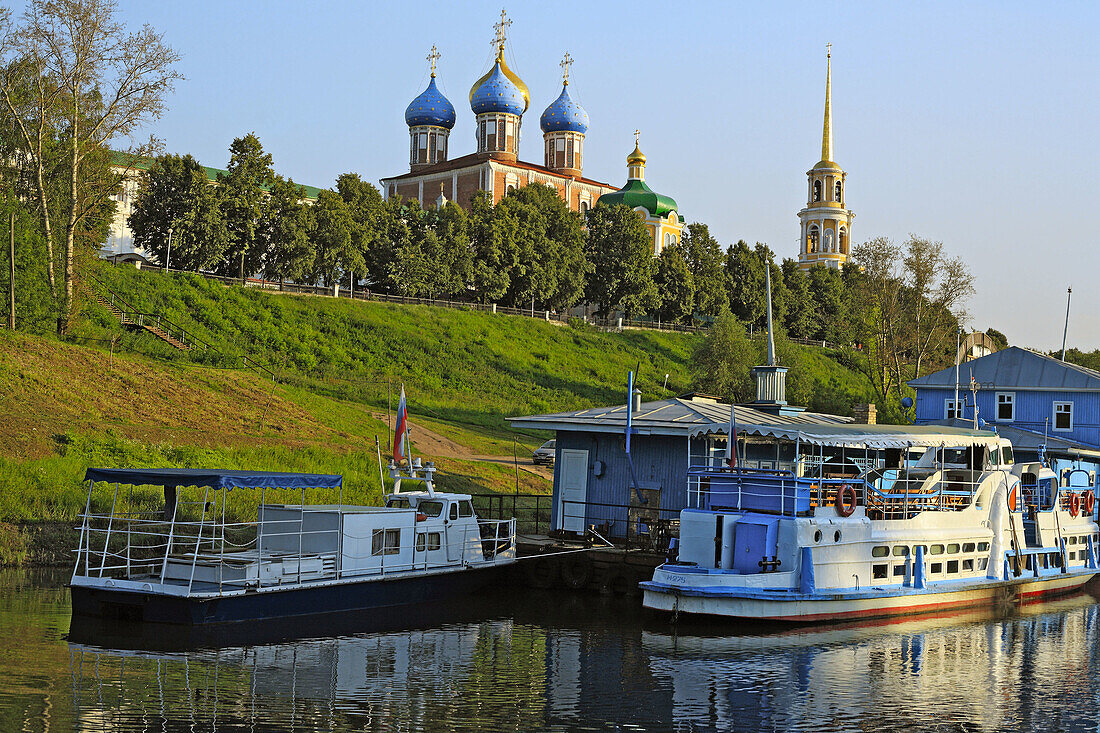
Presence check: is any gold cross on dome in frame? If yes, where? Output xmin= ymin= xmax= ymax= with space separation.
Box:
xmin=634 ymin=129 xmax=640 ymax=146
xmin=492 ymin=9 xmax=512 ymax=50
xmin=826 ymin=41 xmax=831 ymax=58
xmin=427 ymin=45 xmax=441 ymax=77
xmin=560 ymin=52 xmax=573 ymax=85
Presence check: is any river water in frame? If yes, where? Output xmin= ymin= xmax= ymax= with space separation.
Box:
xmin=4 ymin=569 xmax=1100 ymax=732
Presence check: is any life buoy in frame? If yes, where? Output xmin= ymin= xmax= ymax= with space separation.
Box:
xmin=1008 ymin=486 xmax=1018 ymax=512
xmin=561 ymin=558 xmax=592 ymax=590
xmin=1070 ymin=492 xmax=1081 ymax=518
xmin=1085 ymin=491 xmax=1096 ymax=516
xmin=835 ymin=485 xmax=858 ymax=518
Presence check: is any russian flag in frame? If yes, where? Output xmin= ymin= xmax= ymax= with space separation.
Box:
xmin=394 ymin=386 xmax=408 ymax=463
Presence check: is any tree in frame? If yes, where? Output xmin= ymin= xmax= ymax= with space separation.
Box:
xmin=725 ymin=239 xmax=765 ymax=327
xmin=335 ymin=172 xmax=384 ymax=288
xmin=807 ymin=264 xmax=850 ymax=344
xmin=0 ymin=0 xmax=181 ymax=333
xmin=986 ymin=327 xmax=1008 ymax=351
xmin=429 ymin=201 xmax=472 ymax=298
xmin=128 ymin=153 xmax=227 ymax=271
xmin=691 ymin=310 xmax=756 ymax=402
xmin=850 ymin=236 xmax=906 ymax=405
xmin=467 ymin=191 xmax=512 ymax=303
xmin=584 ymin=203 xmax=658 ymax=318
xmin=780 ymin=259 xmax=815 ymax=338
xmin=498 ymin=184 xmax=586 ymax=310
xmin=217 ymin=132 xmax=274 ymax=280
xmin=260 ymin=175 xmax=312 ymax=285
xmin=679 ymin=223 xmax=727 ymax=317
xmin=654 ymin=243 xmax=694 ymax=323
xmin=310 ymin=189 xmax=358 ymax=288
xmin=903 ymin=235 xmax=975 ymax=378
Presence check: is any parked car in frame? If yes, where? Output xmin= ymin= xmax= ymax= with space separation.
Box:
xmin=532 ymin=439 xmax=556 ymax=465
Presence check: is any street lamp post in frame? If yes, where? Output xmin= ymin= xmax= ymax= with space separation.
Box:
xmin=165 ymin=227 xmax=173 ymax=272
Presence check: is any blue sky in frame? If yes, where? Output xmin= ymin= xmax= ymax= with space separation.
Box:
xmin=112 ymin=0 xmax=1100 ymax=350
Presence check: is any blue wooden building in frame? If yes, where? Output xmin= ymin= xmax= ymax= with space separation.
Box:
xmin=508 ymin=394 xmax=856 ymax=537
xmin=909 ymin=346 xmax=1100 ymax=487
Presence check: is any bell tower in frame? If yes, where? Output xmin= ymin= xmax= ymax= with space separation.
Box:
xmin=798 ymin=44 xmax=854 ymax=270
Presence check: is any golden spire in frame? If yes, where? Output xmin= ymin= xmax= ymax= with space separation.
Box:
xmin=821 ymin=43 xmax=833 ymax=163
xmin=560 ymin=52 xmax=573 ymax=86
xmin=427 ymin=45 xmax=440 ymax=78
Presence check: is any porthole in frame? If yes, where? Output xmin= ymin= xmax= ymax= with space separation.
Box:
xmin=930 ymin=544 xmax=944 ymax=555
xmin=892 ymin=546 xmax=909 ymax=557
xmin=834 ymin=531 xmax=842 ymax=543
xmin=977 ymin=542 xmax=990 ymax=552
xmin=962 ymin=542 xmax=975 ymax=553
xmin=872 ymin=546 xmax=889 ymax=557
xmin=814 ymin=530 xmax=822 ymax=543
xmin=947 ymin=543 xmax=960 ymax=554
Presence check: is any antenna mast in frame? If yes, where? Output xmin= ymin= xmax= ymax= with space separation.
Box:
xmin=1061 ymin=287 xmax=1072 ymax=361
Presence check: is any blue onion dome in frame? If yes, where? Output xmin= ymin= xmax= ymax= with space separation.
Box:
xmin=539 ymin=83 xmax=589 ymax=134
xmin=405 ymin=76 xmax=456 ymax=129
xmin=470 ymin=60 xmax=526 ymax=116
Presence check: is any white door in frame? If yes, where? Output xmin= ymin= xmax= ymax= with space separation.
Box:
xmin=558 ymin=449 xmax=589 ymax=533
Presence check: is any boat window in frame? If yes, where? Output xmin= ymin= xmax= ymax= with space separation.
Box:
xmin=947 ymin=543 xmax=960 ymax=554
xmin=931 ymin=562 xmax=943 ymax=573
xmin=419 ymin=501 xmax=444 ymax=518
xmin=979 ymin=558 xmax=988 ymax=570
xmin=977 ymin=542 xmax=990 ymax=552
xmin=963 ymin=559 xmax=974 ymax=571
xmin=947 ymin=560 xmax=959 ymax=573
xmin=872 ymin=546 xmax=889 ymax=557
xmin=416 ymin=533 xmax=425 ymax=552
xmin=930 ymin=544 xmax=944 ymax=555
xmin=459 ymin=500 xmax=473 ymax=518
xmin=387 ymin=497 xmax=411 ymax=509
xmin=814 ymin=531 xmax=822 ymax=543
xmin=834 ymin=531 xmax=842 ymax=543
xmin=450 ymin=503 xmax=459 ymax=520
xmin=892 ymin=565 xmax=906 ymax=577
xmin=963 ymin=542 xmax=975 ymax=553
xmin=372 ymin=528 xmax=401 ymax=556
xmin=1069 ymin=536 xmax=1077 ymax=545
xmin=1001 ymin=446 xmax=1013 ymax=465
xmin=892 ymin=546 xmax=909 ymax=557
xmin=427 ymin=532 xmax=441 ymax=550
xmin=873 ymin=564 xmax=887 ymax=579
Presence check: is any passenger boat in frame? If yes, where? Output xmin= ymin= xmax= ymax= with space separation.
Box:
xmin=69 ymin=461 xmax=516 ymax=625
xmin=641 ymin=425 xmax=1100 ymax=622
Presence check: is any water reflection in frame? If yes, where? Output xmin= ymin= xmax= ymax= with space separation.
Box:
xmin=5 ymin=570 xmax=1100 ymax=731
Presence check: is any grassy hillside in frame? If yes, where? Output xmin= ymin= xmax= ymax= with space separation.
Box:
xmin=0 ymin=262 xmax=877 ymax=551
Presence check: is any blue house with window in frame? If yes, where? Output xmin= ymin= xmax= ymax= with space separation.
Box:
xmin=909 ymin=346 xmax=1100 ymax=486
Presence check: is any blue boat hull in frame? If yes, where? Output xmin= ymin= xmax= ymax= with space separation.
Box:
xmin=70 ymin=566 xmax=505 ymax=625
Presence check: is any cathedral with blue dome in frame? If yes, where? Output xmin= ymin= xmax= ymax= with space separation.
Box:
xmin=381 ymin=11 xmax=625 ymax=216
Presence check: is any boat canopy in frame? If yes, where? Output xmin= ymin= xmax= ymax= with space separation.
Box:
xmin=83 ymin=468 xmax=343 ymax=491
xmin=735 ymin=423 xmax=1002 ymax=450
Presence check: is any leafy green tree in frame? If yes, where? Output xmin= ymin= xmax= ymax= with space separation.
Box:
xmin=724 ymin=240 xmax=767 ymax=328
xmin=584 ymin=203 xmax=658 ymax=317
xmin=654 ymin=243 xmax=694 ymax=323
xmin=260 ymin=176 xmax=313 ymax=285
xmin=217 ymin=133 xmax=274 ymax=280
xmin=986 ymin=327 xmax=1008 ymax=350
xmin=679 ymin=223 xmax=728 ymax=317
xmin=467 ymin=191 xmax=512 ymax=302
xmin=128 ymin=153 xmax=228 ymax=271
xmin=691 ymin=310 xmax=756 ymax=402
xmin=429 ymin=201 xmax=473 ymax=297
xmin=0 ymin=185 xmax=54 ymax=333
xmin=335 ymin=173 xmax=384 ymax=288
xmin=498 ymin=184 xmax=586 ymax=310
xmin=310 ymin=189 xmax=359 ymax=287
xmin=808 ymin=264 xmax=850 ymax=344
xmin=780 ymin=259 xmax=816 ymax=338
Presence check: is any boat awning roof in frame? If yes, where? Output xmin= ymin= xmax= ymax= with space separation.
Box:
xmin=737 ymin=423 xmax=1002 ymax=449
xmin=83 ymin=468 xmax=343 ymax=490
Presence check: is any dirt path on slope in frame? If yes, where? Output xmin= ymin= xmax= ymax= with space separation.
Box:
xmin=370 ymin=413 xmax=554 ymax=479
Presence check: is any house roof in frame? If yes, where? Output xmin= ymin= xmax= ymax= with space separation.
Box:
xmin=908 ymin=346 xmax=1100 ymax=392
xmin=922 ymin=419 xmax=1100 ymax=458
xmin=509 ymin=397 xmax=1003 ymax=448
xmin=109 ymin=151 xmax=324 ymax=200
xmin=508 ymin=397 xmax=852 ymax=438
xmin=379 ymin=152 xmax=614 ymax=190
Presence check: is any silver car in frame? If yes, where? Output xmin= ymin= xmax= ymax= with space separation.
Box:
xmin=532 ymin=439 xmax=556 ymax=465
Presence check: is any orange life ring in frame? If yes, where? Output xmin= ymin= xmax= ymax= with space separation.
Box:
xmin=1070 ymin=492 xmax=1081 ymax=518
xmin=835 ymin=485 xmax=858 ymax=518
xmin=1085 ymin=491 xmax=1096 ymax=516
xmin=1008 ymin=486 xmax=1018 ymax=512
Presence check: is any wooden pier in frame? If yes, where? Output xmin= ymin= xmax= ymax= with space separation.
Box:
xmin=505 ymin=535 xmax=665 ymax=597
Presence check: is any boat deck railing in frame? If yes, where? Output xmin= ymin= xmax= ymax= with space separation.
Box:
xmin=71 ymin=505 xmax=516 ymax=596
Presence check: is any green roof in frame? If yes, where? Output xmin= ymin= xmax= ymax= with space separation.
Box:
xmin=596 ymin=179 xmax=680 ymax=219
xmin=109 ymin=150 xmax=323 ymax=200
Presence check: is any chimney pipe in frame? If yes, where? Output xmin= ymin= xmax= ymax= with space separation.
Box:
xmin=632 ymin=388 xmax=642 ymax=413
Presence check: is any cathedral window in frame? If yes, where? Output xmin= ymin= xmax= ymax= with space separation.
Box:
xmin=808 ymin=226 xmax=819 ymax=253
xmin=813 ymin=180 xmax=822 ymax=202
xmin=579 ymin=200 xmax=588 ymax=215
xmin=835 ymin=180 xmax=842 ymax=202
xmin=838 ymin=227 xmax=847 ymax=255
